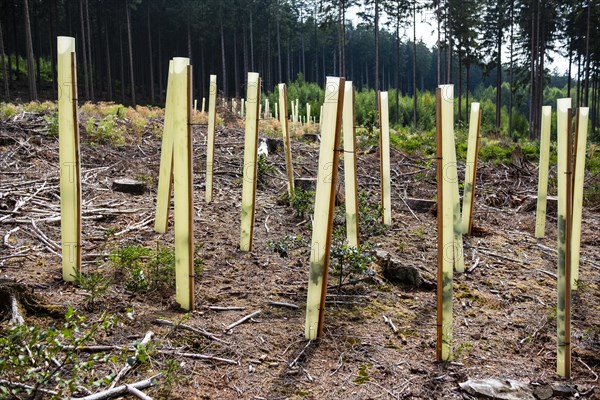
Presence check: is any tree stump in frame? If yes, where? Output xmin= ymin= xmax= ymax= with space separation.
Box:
xmin=0 ymin=279 xmax=63 ymax=323
xmin=112 ymin=178 xmax=147 ymax=195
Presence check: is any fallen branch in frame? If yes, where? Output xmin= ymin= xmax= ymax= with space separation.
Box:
xmin=108 ymin=331 xmax=154 ymax=389
xmin=10 ymin=294 xmax=25 ymax=325
xmin=467 ymin=257 xmax=481 ymax=273
xmin=152 ymin=318 xmax=229 ymax=344
xmin=383 ymin=315 xmax=398 ymax=334
xmin=535 ymin=268 xmax=557 ymax=279
xmin=157 ymin=350 xmax=239 ymax=365
xmin=126 ymin=385 xmax=153 ymax=400
xmin=225 ymin=310 xmax=261 ymax=332
xmin=267 ymin=301 xmax=299 ymax=309
xmin=72 ymin=373 xmax=161 ymax=400
xmin=289 ymin=340 xmax=312 ymax=368
xmin=0 ymin=379 xmax=58 ymax=396
xmin=477 ymin=248 xmax=529 ymax=265
xmin=208 ymin=306 xmax=246 ymax=311
xmin=3 ymin=227 xmax=20 ymax=248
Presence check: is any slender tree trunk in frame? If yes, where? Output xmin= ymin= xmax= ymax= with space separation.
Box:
xmin=412 ymin=1 xmax=417 ymax=131
xmin=528 ymin=0 xmax=536 ymax=138
xmin=508 ymin=0 xmax=514 ymax=139
xmin=567 ymin=44 xmax=572 ymax=98
xmin=466 ymin=62 xmax=470 ymax=121
xmin=249 ymin=9 xmax=254 ymax=71
xmin=576 ymin=54 xmax=581 ymax=108
xmin=33 ymin=3 xmax=40 ymax=85
xmin=12 ymin=4 xmax=19 ymax=81
xmin=276 ymin=2 xmax=282 ymax=83
xmin=23 ymin=0 xmax=37 ymax=100
xmin=458 ymin=52 xmax=462 ymax=125
xmin=158 ymin=29 xmax=163 ymax=103
xmin=287 ymin=38 xmax=291 ymax=81
xmin=496 ymin=27 xmax=502 ymax=133
xmin=79 ymin=0 xmax=89 ymax=99
xmin=374 ymin=0 xmax=379 ymax=111
xmin=125 ymin=0 xmax=135 ymax=106
xmin=50 ymin=0 xmax=58 ymax=98
xmin=0 ymin=17 xmax=9 ymax=100
xmin=584 ymin=0 xmax=591 ymax=107
xmin=85 ymin=0 xmax=94 ymax=100
xmin=220 ymin=19 xmax=227 ymax=96
xmin=301 ymin=11 xmax=306 ymax=76
xmin=234 ymin=29 xmax=239 ymax=98
xmin=119 ymin=25 xmax=125 ymax=103
xmin=395 ymin=16 xmax=399 ymax=123
xmin=243 ymin=26 xmax=248 ymax=77
xmin=147 ymin=8 xmax=154 ymax=103
xmin=104 ymin=13 xmax=112 ymax=101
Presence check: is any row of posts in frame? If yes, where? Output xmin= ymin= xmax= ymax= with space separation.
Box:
xmin=57 ymin=35 xmax=589 ymax=380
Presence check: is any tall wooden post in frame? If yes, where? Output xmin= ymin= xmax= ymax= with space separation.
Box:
xmin=305 ymin=77 xmax=345 ymax=340
xmin=535 ymin=106 xmax=552 ymax=238
xmin=461 ymin=103 xmax=482 ymax=235
xmin=154 ymin=60 xmax=175 ymax=233
xmin=571 ymin=108 xmax=589 ymax=289
xmin=437 ymin=85 xmax=455 ymax=360
xmin=556 ymin=98 xmax=572 ymax=378
xmin=278 ymin=83 xmax=294 ymax=197
xmin=57 ymin=36 xmax=81 ymax=282
xmin=172 ymin=57 xmax=194 ymax=311
xmin=343 ymin=82 xmax=359 ymax=248
xmin=378 ymin=91 xmax=392 ymax=226
xmin=205 ymin=74 xmax=217 ymax=203
xmin=240 ymin=73 xmax=261 ymax=251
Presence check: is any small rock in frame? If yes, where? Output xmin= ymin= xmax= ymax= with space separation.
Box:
xmin=459 ymin=378 xmax=535 ymax=400
xmin=533 ymin=384 xmax=553 ymax=400
xmin=372 ymin=250 xmax=435 ymax=290
xmin=551 ymin=383 xmax=577 ymax=397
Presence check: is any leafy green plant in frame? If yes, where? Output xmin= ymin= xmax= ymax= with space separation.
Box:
xmin=331 ymin=243 xmax=374 ymax=290
xmin=45 ymin=112 xmax=59 ymax=137
xmin=289 ymin=187 xmax=315 ymax=219
xmin=357 ymin=191 xmax=388 ymax=239
xmin=266 ymin=235 xmax=307 ymax=258
xmin=0 ymin=102 xmax=18 ymax=119
xmin=0 ymin=308 xmax=119 ymax=399
xmin=73 ymin=270 xmax=112 ymax=309
xmin=257 ymin=154 xmax=276 ymax=186
xmin=85 ymin=115 xmax=125 ymax=146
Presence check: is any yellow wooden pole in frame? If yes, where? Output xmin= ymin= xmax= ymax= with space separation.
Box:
xmin=307 ymin=103 xmax=311 ymax=125
xmin=172 ymin=57 xmax=194 ymax=311
xmin=240 ymin=72 xmax=261 ymax=252
xmin=205 ymin=74 xmax=217 ymax=203
xmin=571 ymin=107 xmax=589 ymax=289
xmin=378 ymin=91 xmax=392 ymax=226
xmin=556 ymin=97 xmax=572 ymax=378
xmin=343 ymin=81 xmax=359 ymax=248
xmin=278 ymin=83 xmax=294 ymax=197
xmin=305 ymin=77 xmax=345 ymax=340
xmin=154 ymin=60 xmax=175 ymax=233
xmin=57 ymin=36 xmax=81 ymax=282
xmin=535 ymin=106 xmax=552 ymax=238
xmin=461 ymin=103 xmax=481 ymax=235
xmin=438 ymin=85 xmax=455 ymax=360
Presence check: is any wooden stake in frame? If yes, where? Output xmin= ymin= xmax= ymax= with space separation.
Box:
xmin=201 ymin=97 xmax=205 ymax=113
xmin=173 ymin=58 xmax=194 ymax=311
xmin=205 ymin=74 xmax=217 ymax=203
xmin=535 ymin=106 xmax=552 ymax=238
xmin=556 ymin=98 xmax=572 ymax=378
xmin=278 ymin=83 xmax=294 ymax=197
xmin=58 ymin=36 xmax=81 ymax=282
xmin=154 ymin=60 xmax=175 ymax=233
xmin=461 ymin=103 xmax=481 ymax=235
xmin=378 ymin=91 xmax=392 ymax=226
xmin=265 ymin=98 xmax=270 ymax=120
xmin=343 ymin=82 xmax=359 ymax=248
xmin=240 ymin=73 xmax=261 ymax=251
xmin=241 ymin=98 xmax=245 ymax=118
xmin=305 ymin=77 xmax=345 ymax=340
xmin=307 ymin=103 xmax=311 ymax=125
xmin=437 ymin=86 xmax=454 ymax=361
xmin=571 ymin=108 xmax=589 ymax=289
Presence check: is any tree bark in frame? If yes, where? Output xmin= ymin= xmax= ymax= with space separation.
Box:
xmin=234 ymin=29 xmax=239 ymax=98
xmin=276 ymin=1 xmax=282 ymax=83
xmin=374 ymin=0 xmax=379 ymax=111
xmin=104 ymin=12 xmax=113 ymax=101
xmin=125 ymin=0 xmax=136 ymax=106
xmin=85 ymin=0 xmax=94 ymax=100
xmin=147 ymin=8 xmax=154 ymax=103
xmin=0 ymin=17 xmax=9 ymax=100
xmin=249 ymin=9 xmax=254 ymax=71
xmin=508 ymin=0 xmax=514 ymax=139
xmin=79 ymin=0 xmax=89 ymax=100
xmin=496 ymin=26 xmax=501 ymax=133
xmin=412 ymin=1 xmax=417 ymax=131
xmin=23 ymin=0 xmax=37 ymax=101
xmin=220 ymin=18 xmax=227 ymax=96
xmin=119 ymin=24 xmax=125 ymax=103
xmin=584 ymin=0 xmax=591 ymax=107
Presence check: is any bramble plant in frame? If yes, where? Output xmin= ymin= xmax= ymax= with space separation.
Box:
xmin=266 ymin=235 xmax=307 ymax=258
xmin=257 ymin=154 xmax=276 ymax=187
xmin=357 ymin=191 xmax=388 ymax=239
xmin=288 ymin=187 xmax=314 ymax=219
xmin=73 ymin=269 xmax=112 ymax=309
xmin=331 ymin=242 xmax=374 ymax=291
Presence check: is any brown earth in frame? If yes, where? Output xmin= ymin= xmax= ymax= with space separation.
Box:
xmin=0 ymin=109 xmax=599 ymax=399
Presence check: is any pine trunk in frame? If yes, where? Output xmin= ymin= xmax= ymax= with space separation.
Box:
xmin=85 ymin=0 xmax=94 ymax=100
xmin=374 ymin=0 xmax=379 ymax=110
xmin=584 ymin=0 xmax=591 ymax=107
xmin=147 ymin=8 xmax=154 ymax=103
xmin=0 ymin=17 xmax=9 ymax=100
xmin=104 ymin=13 xmax=113 ymax=101
xmin=496 ymin=28 xmax=501 ymax=133
xmin=220 ymin=19 xmax=227 ymax=96
xmin=119 ymin=25 xmax=125 ymax=103
xmin=23 ymin=0 xmax=37 ymax=100
xmin=126 ymin=0 xmax=136 ymax=106
xmin=79 ymin=0 xmax=89 ymax=99
xmin=412 ymin=2 xmax=417 ymax=131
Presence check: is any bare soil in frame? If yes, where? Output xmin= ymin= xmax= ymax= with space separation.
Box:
xmin=1 ymin=110 xmax=600 ymax=399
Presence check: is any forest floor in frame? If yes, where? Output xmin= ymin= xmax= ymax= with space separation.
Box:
xmin=1 ymin=106 xmax=600 ymax=399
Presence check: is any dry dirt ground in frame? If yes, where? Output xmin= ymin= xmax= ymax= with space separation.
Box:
xmin=1 ymin=108 xmax=600 ymax=399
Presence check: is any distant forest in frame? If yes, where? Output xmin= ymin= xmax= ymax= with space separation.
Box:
xmin=0 ymin=0 xmax=598 ymax=139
